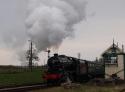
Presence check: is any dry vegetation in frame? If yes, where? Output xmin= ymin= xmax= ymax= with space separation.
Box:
xmin=31 ymin=84 xmax=125 ymax=92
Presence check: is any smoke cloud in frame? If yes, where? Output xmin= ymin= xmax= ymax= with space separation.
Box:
xmin=0 ymin=0 xmax=87 ymax=65
xmin=26 ymin=0 xmax=87 ymax=51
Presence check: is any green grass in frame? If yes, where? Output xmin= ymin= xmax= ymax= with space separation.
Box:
xmin=31 ymin=85 xmax=123 ymax=92
xmin=0 ymin=67 xmax=44 ymax=87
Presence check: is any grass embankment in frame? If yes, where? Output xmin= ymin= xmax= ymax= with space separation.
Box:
xmin=0 ymin=66 xmax=44 ymax=87
xmin=31 ymin=85 xmax=124 ymax=92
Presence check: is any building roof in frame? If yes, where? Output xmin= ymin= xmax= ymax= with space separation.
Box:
xmin=101 ymin=43 xmax=123 ymax=57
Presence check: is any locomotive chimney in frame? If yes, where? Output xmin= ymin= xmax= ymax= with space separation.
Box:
xmin=54 ymin=53 xmax=58 ymax=57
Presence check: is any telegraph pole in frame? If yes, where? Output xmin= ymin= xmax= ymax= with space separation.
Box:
xmin=26 ymin=40 xmax=39 ymax=71
xmin=28 ymin=40 xmax=33 ymax=71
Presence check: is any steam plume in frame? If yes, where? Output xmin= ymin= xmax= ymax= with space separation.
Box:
xmin=26 ymin=0 xmax=87 ymax=51
xmin=0 ymin=0 xmax=87 ymax=65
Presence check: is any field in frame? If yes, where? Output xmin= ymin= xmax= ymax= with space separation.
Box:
xmin=31 ymin=85 xmax=125 ymax=92
xmin=0 ymin=66 xmax=125 ymax=92
xmin=0 ymin=66 xmax=44 ymax=88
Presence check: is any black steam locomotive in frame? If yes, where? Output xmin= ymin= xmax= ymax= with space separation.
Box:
xmin=43 ymin=54 xmax=104 ymax=84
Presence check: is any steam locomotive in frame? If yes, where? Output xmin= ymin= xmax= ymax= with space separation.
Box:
xmin=43 ymin=54 xmax=104 ymax=84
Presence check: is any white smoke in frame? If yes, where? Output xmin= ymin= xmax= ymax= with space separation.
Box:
xmin=0 ymin=0 xmax=87 ymax=65
xmin=26 ymin=0 xmax=87 ymax=51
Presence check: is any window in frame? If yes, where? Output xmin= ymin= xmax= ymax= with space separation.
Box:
xmin=111 ymin=57 xmax=117 ymax=64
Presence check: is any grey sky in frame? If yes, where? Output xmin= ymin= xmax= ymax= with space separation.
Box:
xmin=0 ymin=0 xmax=26 ymax=48
xmin=59 ymin=0 xmax=125 ymax=60
xmin=0 ymin=0 xmax=125 ymax=65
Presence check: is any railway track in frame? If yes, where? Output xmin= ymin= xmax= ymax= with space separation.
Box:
xmin=0 ymin=84 xmax=48 ymax=92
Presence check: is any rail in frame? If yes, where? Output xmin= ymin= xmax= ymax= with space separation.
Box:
xmin=0 ymin=84 xmax=47 ymax=92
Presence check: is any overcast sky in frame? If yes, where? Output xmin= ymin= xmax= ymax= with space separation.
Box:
xmin=59 ymin=0 xmax=125 ymax=59
xmin=0 ymin=0 xmax=125 ymax=65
